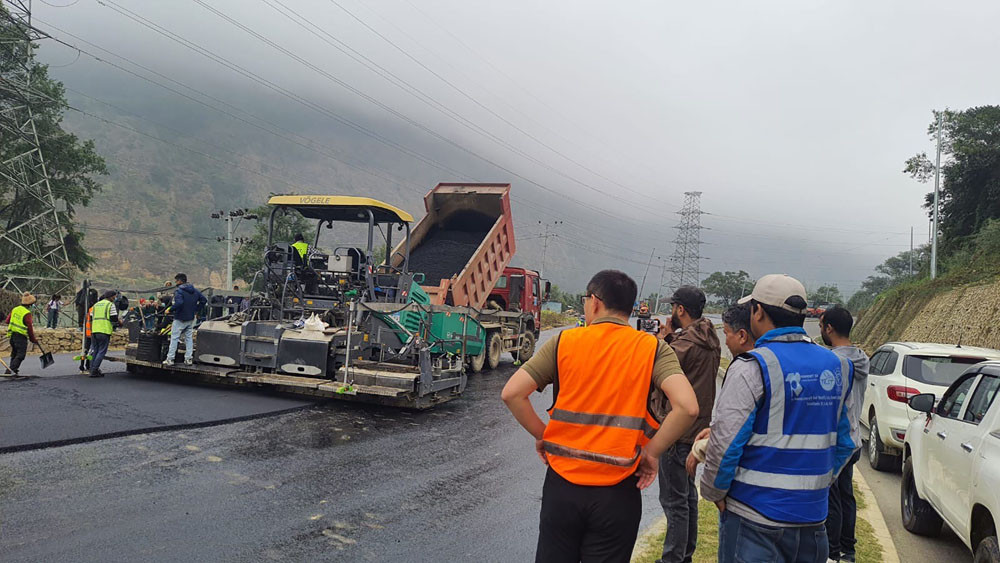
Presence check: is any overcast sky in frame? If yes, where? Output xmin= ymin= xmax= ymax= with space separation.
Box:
xmin=31 ymin=0 xmax=1000 ymax=295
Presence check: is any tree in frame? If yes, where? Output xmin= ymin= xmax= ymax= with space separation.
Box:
xmin=0 ymin=6 xmax=107 ymax=272
xmin=905 ymin=107 xmax=1000 ymax=255
xmin=701 ymin=270 xmax=754 ymax=308
xmin=811 ymin=285 xmax=843 ymax=305
xmin=232 ymin=203 xmax=310 ymax=283
xmin=846 ymin=246 xmax=930 ymax=312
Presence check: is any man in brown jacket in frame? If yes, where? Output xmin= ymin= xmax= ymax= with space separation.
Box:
xmin=655 ymin=285 xmax=721 ymax=563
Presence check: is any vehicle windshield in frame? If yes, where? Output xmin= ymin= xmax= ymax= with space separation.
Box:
xmin=902 ymin=355 xmax=986 ymax=386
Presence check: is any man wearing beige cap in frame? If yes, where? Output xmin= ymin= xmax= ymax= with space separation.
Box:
xmin=700 ymin=275 xmax=856 ymax=563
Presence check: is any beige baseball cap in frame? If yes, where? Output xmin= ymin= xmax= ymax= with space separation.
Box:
xmin=738 ymin=274 xmax=808 ymax=314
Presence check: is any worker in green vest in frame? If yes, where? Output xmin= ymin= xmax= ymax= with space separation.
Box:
xmin=292 ymin=233 xmax=309 ymax=263
xmin=88 ymin=290 xmax=120 ymax=378
xmin=4 ymin=292 xmax=39 ymax=376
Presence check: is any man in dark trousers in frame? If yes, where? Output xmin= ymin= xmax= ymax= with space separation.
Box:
xmin=502 ymin=270 xmax=699 ymax=563
xmin=5 ymin=292 xmax=40 ymax=375
xmin=820 ymin=306 xmax=870 ymax=563
xmin=655 ymin=285 xmax=721 ymax=563
xmin=89 ymin=290 xmax=120 ymax=378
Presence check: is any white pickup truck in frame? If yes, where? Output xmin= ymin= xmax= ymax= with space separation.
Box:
xmin=902 ymin=360 xmax=1000 ymax=562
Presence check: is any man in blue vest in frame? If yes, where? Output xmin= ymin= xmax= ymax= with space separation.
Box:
xmin=700 ymin=274 xmax=855 ymax=563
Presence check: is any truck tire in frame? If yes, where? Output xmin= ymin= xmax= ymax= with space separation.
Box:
xmin=868 ymin=413 xmax=899 ymax=472
xmin=486 ymin=332 xmax=503 ymax=370
xmin=975 ymin=536 xmax=1000 ymax=563
xmin=518 ymin=332 xmax=536 ymax=362
xmin=901 ymin=456 xmax=942 ymax=536
xmin=469 ymin=349 xmax=486 ymax=373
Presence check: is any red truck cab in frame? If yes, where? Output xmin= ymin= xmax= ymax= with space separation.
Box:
xmin=487 ymin=267 xmax=549 ymax=336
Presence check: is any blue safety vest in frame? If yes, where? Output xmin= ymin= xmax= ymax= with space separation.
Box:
xmin=728 ymin=327 xmax=853 ymax=524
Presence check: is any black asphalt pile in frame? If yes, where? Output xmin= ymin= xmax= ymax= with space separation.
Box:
xmin=409 ymin=229 xmax=488 ymax=285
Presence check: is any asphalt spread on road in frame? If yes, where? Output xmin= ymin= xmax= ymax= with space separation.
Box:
xmin=0 ymin=328 xmax=666 ymax=562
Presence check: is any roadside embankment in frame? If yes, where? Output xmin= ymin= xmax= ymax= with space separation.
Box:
xmin=0 ymin=327 xmax=129 ymax=354
xmin=854 ymin=278 xmax=1000 ymax=353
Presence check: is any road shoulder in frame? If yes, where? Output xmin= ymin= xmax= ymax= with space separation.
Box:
xmin=854 ymin=466 xmax=901 ymax=562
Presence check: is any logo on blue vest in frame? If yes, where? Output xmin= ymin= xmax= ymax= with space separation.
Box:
xmin=786 ymin=372 xmax=803 ymax=396
xmin=820 ymin=370 xmax=837 ymax=392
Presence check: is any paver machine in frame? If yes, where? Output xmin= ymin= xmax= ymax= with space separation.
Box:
xmin=123 ymin=195 xmax=486 ymax=409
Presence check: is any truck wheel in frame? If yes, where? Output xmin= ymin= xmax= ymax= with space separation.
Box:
xmin=868 ymin=413 xmax=899 ymax=472
xmin=469 ymin=349 xmax=486 ymax=373
xmin=486 ymin=332 xmax=503 ymax=370
xmin=975 ymin=536 xmax=1000 ymax=563
xmin=518 ymin=332 xmax=536 ymax=362
xmin=901 ymin=456 xmax=942 ymax=536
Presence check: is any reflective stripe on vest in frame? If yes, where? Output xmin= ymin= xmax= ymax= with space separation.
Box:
xmin=542 ymin=322 xmax=660 ymax=486
xmin=8 ymin=306 xmax=29 ymax=337
xmin=92 ymin=300 xmax=113 ymax=335
xmin=727 ymin=337 xmax=852 ymax=524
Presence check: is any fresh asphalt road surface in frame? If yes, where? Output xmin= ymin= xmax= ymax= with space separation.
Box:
xmin=858 ymin=446 xmax=971 ymax=561
xmin=0 ymin=352 xmax=314 ymax=452
xmin=0 ymin=328 xmax=667 ymax=562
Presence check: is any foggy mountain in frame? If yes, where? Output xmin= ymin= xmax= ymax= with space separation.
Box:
xmin=30 ymin=0 xmax=983 ymax=297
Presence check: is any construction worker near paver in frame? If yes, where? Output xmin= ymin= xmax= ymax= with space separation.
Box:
xmin=502 ymin=269 xmax=699 ymax=562
xmin=700 ymin=275 xmax=856 ymax=563
xmin=4 ymin=292 xmax=40 ymax=376
xmin=820 ymin=305 xmax=870 ymax=563
xmin=654 ymin=285 xmax=721 ymax=563
xmin=89 ymin=290 xmax=120 ymax=378
xmin=292 ymin=233 xmax=309 ymax=261
xmin=79 ymin=302 xmax=94 ymax=373
xmin=164 ymin=273 xmax=206 ymax=366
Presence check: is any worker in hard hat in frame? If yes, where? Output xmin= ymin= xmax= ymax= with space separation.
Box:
xmin=292 ymin=233 xmax=309 ymax=262
xmin=4 ymin=292 xmax=40 ymax=376
xmin=89 ymin=290 xmax=120 ymax=378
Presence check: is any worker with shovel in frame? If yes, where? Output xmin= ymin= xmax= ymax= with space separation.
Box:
xmin=4 ymin=292 xmax=40 ymax=376
xmin=88 ymin=290 xmax=120 ymax=378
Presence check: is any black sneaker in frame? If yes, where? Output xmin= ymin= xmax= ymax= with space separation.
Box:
xmin=88 ymin=370 xmax=104 ymax=378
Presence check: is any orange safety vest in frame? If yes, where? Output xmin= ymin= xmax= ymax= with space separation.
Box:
xmin=85 ymin=306 xmax=94 ymax=338
xmin=542 ymin=322 xmax=661 ymax=486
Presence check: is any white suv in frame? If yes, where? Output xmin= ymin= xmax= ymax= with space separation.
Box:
xmin=901 ymin=361 xmax=1000 ymax=561
xmin=862 ymin=342 xmax=1000 ymax=471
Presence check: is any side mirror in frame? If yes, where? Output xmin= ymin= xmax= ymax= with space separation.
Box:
xmin=544 ymin=281 xmax=551 ymax=299
xmin=909 ymin=393 xmax=936 ymax=414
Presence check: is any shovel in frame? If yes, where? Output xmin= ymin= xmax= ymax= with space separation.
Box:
xmin=37 ymin=343 xmax=55 ymax=369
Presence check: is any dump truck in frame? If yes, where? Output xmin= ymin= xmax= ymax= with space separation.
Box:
xmin=392 ymin=183 xmax=547 ymax=372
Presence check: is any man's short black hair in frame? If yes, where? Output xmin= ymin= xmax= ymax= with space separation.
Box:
xmin=722 ymin=303 xmax=751 ymax=334
xmin=294 ymin=233 xmax=305 ymax=242
xmin=585 ymin=270 xmax=637 ymax=316
xmin=175 ymin=273 xmax=187 ymax=284
xmin=752 ymin=299 xmax=806 ymax=328
xmin=821 ymin=305 xmax=854 ymax=337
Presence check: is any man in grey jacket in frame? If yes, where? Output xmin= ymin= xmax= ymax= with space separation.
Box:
xmin=820 ymin=306 xmax=870 ymax=563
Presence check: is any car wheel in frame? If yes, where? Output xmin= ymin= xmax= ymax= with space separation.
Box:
xmin=901 ymin=456 xmax=942 ymax=536
xmin=517 ymin=332 xmax=536 ymax=362
xmin=868 ymin=412 xmax=900 ymax=472
xmin=975 ymin=536 xmax=1000 ymax=563
xmin=486 ymin=332 xmax=503 ymax=370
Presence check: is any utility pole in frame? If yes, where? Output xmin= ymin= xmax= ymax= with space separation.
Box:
xmin=931 ymin=112 xmax=943 ymax=279
xmin=637 ymin=248 xmax=656 ymax=302
xmin=911 ymin=226 xmax=916 ymax=277
xmin=537 ymin=220 xmax=562 ymax=279
xmin=211 ymin=209 xmax=257 ymax=289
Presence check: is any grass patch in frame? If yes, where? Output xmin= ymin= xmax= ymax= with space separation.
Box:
xmin=633 ymin=485 xmax=883 ymax=562
xmin=540 ymin=310 xmax=578 ymax=330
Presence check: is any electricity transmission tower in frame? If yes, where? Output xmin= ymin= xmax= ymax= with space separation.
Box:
xmin=0 ymin=0 xmax=73 ymax=294
xmin=666 ymin=191 xmax=704 ymax=292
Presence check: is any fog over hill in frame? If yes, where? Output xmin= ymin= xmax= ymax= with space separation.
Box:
xmin=30 ymin=0 xmax=998 ymax=296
